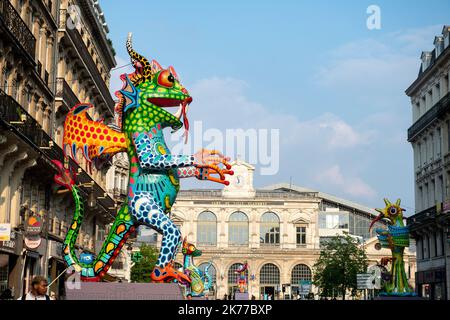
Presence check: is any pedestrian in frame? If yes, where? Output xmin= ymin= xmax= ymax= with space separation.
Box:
xmin=296 ymin=293 xmax=301 ymax=300
xmin=18 ymin=276 xmax=52 ymax=300
xmin=251 ymin=295 xmax=256 ymax=300
xmin=223 ymin=293 xmax=228 ymax=300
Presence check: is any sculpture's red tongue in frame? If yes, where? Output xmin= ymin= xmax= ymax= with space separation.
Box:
xmin=182 ymin=103 xmax=189 ymax=143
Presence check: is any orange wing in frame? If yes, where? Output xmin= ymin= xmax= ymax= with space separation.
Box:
xmin=63 ymin=104 xmax=127 ymax=166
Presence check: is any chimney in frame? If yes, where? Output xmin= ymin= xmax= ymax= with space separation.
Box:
xmin=421 ymin=51 xmax=433 ymax=71
xmin=434 ymin=36 xmax=445 ymax=58
xmin=443 ymin=25 xmax=450 ymax=49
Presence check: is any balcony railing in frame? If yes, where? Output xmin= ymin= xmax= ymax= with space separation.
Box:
xmin=408 ymin=92 xmax=450 ymax=141
xmin=0 ymin=0 xmax=36 ymax=62
xmin=177 ymin=189 xmax=317 ymax=199
xmin=56 ymin=78 xmax=79 ymax=110
xmin=59 ymin=9 xmax=115 ymax=114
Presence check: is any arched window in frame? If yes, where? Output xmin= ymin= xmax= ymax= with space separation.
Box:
xmin=259 ymin=263 xmax=280 ymax=285
xmin=197 ymin=211 xmax=217 ymax=246
xmin=227 ymin=263 xmax=249 ymax=296
xmin=198 ymin=262 xmax=217 ymax=286
xmin=260 ymin=212 xmax=280 ymax=245
xmin=290 ymin=264 xmax=312 ymax=296
xmin=228 ymin=263 xmax=248 ymax=285
xmin=228 ymin=211 xmax=249 ymax=246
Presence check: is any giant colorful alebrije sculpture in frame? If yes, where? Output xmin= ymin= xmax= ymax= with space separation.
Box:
xmin=235 ymin=262 xmax=248 ymax=293
xmin=179 ymin=237 xmax=213 ymax=298
xmin=369 ymin=199 xmax=415 ymax=296
xmin=52 ymin=33 xmax=234 ymax=283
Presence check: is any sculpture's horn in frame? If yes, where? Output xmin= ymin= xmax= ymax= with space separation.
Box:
xmin=126 ymin=32 xmax=152 ymax=77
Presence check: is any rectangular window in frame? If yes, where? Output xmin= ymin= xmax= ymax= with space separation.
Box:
xmin=319 ymin=212 xmax=349 ymax=229
xmin=431 ymin=180 xmax=436 ymax=204
xmin=423 ymin=138 xmax=427 ymax=165
xmin=417 ymin=143 xmax=421 ymax=168
xmin=437 ymin=128 xmax=442 ymax=157
xmin=430 ymin=134 xmax=434 ymax=161
xmin=296 ymin=226 xmax=306 ymax=246
xmin=434 ymin=232 xmax=438 ymax=257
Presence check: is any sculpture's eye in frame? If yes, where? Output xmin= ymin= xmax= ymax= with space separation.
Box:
xmin=189 ymin=245 xmax=195 ymax=251
xmin=157 ymin=70 xmax=175 ymax=88
xmin=389 ymin=206 xmax=398 ymax=215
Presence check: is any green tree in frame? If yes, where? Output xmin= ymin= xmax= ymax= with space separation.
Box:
xmin=313 ymin=233 xmax=368 ymax=300
xmin=130 ymin=243 xmax=159 ymax=283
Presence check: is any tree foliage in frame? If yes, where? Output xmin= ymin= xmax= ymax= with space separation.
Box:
xmin=313 ymin=233 xmax=368 ymax=300
xmin=130 ymin=243 xmax=159 ymax=283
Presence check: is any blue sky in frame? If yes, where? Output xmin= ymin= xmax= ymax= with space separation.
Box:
xmin=101 ymin=0 xmax=450 ymax=213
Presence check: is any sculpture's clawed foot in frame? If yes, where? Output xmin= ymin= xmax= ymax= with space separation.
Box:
xmin=151 ymin=264 xmax=192 ymax=284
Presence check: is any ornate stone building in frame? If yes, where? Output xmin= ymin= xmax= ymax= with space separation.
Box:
xmin=406 ymin=25 xmax=450 ymax=300
xmin=0 ymin=0 xmax=117 ymax=299
xmin=162 ymin=160 xmax=416 ymax=300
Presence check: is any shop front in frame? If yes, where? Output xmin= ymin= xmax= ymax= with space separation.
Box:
xmin=0 ymin=230 xmax=23 ymax=298
xmin=48 ymin=240 xmax=67 ymax=299
xmin=416 ymin=268 xmax=446 ymax=300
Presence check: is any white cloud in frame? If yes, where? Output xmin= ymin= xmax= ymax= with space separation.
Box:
xmin=316 ymin=165 xmax=377 ymax=199
xmin=313 ymin=25 xmax=443 ymax=103
xmin=182 ymin=76 xmax=378 ymax=204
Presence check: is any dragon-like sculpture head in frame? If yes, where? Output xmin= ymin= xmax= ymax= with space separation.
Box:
xmin=116 ymin=33 xmax=192 ymax=142
xmin=369 ymin=198 xmax=406 ymax=230
xmin=182 ymin=237 xmax=202 ymax=257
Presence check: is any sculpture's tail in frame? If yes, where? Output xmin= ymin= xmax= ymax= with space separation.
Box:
xmin=52 ymin=160 xmax=136 ymax=281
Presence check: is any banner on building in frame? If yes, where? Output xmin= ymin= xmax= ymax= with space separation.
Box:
xmin=25 ymin=236 xmax=42 ymax=249
xmin=0 ymin=224 xmax=11 ymax=241
xmin=298 ymin=280 xmax=312 ymax=294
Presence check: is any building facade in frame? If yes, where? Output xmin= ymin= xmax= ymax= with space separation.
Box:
xmin=0 ymin=0 xmax=118 ymax=299
xmin=154 ymin=160 xmax=416 ymax=300
xmin=406 ymin=25 xmax=450 ymax=300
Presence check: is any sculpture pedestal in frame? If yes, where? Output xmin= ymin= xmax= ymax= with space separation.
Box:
xmin=373 ymin=295 xmax=423 ymax=300
xmin=234 ymin=292 xmax=249 ymax=300
xmin=65 ymin=282 xmax=184 ymax=300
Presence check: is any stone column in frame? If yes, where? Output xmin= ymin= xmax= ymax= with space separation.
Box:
xmin=0 ymin=150 xmax=28 ymax=223
xmin=10 ymin=158 xmax=37 ymax=228
xmin=46 ymin=37 xmax=54 ymax=76
xmin=43 ymin=105 xmax=52 ymax=133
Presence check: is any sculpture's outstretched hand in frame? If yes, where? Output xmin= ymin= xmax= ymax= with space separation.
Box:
xmin=193 ymin=149 xmax=234 ymax=185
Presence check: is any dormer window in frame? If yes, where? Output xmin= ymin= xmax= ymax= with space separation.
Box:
xmin=434 ymin=36 xmax=444 ymax=57
xmin=442 ymin=25 xmax=450 ymax=48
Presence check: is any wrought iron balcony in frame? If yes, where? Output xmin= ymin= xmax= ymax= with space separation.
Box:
xmin=408 ymin=92 xmax=450 ymax=142
xmin=56 ymin=78 xmax=80 ymax=110
xmin=0 ymin=0 xmax=36 ymax=63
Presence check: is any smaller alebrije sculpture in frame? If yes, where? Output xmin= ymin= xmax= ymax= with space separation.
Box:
xmin=369 ymin=198 xmax=416 ymax=296
xmin=179 ymin=237 xmax=213 ymax=298
xmin=235 ymin=262 xmax=248 ymax=293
